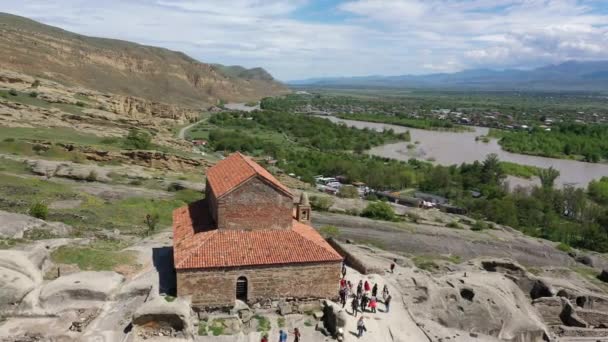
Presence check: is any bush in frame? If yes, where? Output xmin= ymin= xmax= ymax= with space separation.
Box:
xmin=337 ymin=185 xmax=359 ymax=198
xmin=319 ymin=225 xmax=340 ymax=238
xmin=310 ymin=195 xmax=333 ymax=211
xmin=29 ymin=202 xmax=49 ymax=220
xmin=361 ymin=201 xmax=396 ymax=221
xmin=76 ymin=101 xmax=86 ymax=107
xmin=446 ymin=221 xmax=462 ymax=229
xmin=471 ymin=221 xmax=488 ymax=231
xmin=557 ymin=242 xmax=572 ymax=253
xmin=8 ymin=89 xmax=18 ymax=96
xmin=3 ymin=138 xmax=15 ymax=143
xmin=86 ymin=170 xmax=98 ymax=182
xmin=31 ymin=80 xmax=40 ymax=88
xmin=124 ymin=129 xmax=152 ymax=150
xmin=406 ymin=212 xmax=422 ymax=223
xmin=29 ymin=91 xmax=38 ymax=98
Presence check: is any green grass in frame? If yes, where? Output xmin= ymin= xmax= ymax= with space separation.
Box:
xmin=58 ymin=194 xmax=188 ymax=234
xmin=557 ymin=242 xmax=572 ymax=253
xmin=412 ymin=254 xmax=461 ymax=271
xmin=0 ymin=173 xmax=188 ymax=234
xmin=173 ymin=189 xmax=203 ymax=204
xmin=277 ymin=317 xmax=286 ymax=328
xmin=164 ymin=295 xmax=176 ymax=302
xmin=209 ymin=319 xmax=226 ymax=336
xmin=0 ymin=140 xmax=93 ymax=163
xmin=254 ymin=315 xmax=271 ymax=333
xmin=0 ymin=89 xmax=53 ymax=107
xmin=446 ymin=221 xmax=463 ymax=229
xmin=500 ymin=161 xmax=542 ymax=179
xmin=0 ymin=238 xmax=23 ymax=249
xmin=0 ymin=173 xmax=78 ymax=213
xmin=198 ymin=320 xmax=208 ymax=336
xmin=0 ymin=89 xmax=91 ymax=115
xmin=0 ymin=158 xmax=30 ymax=174
xmin=51 ymin=239 xmax=137 ymax=271
xmin=0 ymin=127 xmax=123 ymax=150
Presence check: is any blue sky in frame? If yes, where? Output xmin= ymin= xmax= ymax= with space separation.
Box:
xmin=3 ymin=0 xmax=608 ymax=80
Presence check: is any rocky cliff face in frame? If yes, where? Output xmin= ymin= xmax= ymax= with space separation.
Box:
xmin=0 ymin=13 xmax=288 ymax=107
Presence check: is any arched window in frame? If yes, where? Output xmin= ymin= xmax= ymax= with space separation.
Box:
xmin=236 ymin=276 xmax=248 ymax=301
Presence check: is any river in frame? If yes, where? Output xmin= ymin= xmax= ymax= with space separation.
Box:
xmin=323 ymin=116 xmax=608 ymax=188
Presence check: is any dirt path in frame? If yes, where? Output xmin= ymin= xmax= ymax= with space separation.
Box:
xmin=177 ymin=119 xmax=205 ymax=140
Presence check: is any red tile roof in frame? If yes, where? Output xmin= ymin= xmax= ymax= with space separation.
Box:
xmin=172 ymin=201 xmax=343 ymax=270
xmin=206 ymin=152 xmax=292 ymax=199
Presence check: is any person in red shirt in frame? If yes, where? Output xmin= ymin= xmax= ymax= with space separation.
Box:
xmin=292 ymin=328 xmax=301 ymax=342
xmin=261 ymin=334 xmax=268 ymax=342
xmin=364 ymin=280 xmax=370 ymax=292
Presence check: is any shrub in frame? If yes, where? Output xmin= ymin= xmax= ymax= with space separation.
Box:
xmin=407 ymin=212 xmax=422 ymax=223
xmin=8 ymin=89 xmax=18 ymax=96
xmin=29 ymin=202 xmax=49 ymax=220
xmin=145 ymin=212 xmax=160 ymax=235
xmin=31 ymin=80 xmax=41 ymax=88
xmin=361 ymin=201 xmax=396 ymax=221
xmin=319 ymin=225 xmax=340 ymax=239
xmin=557 ymin=242 xmax=572 ymax=253
xmin=446 ymin=221 xmax=462 ymax=229
xmin=364 ymin=193 xmax=378 ymax=201
xmin=29 ymin=91 xmax=38 ymax=98
xmin=71 ymin=153 xmax=87 ymax=164
xmin=86 ymin=170 xmax=98 ymax=182
xmin=471 ymin=221 xmax=488 ymax=231
xmin=76 ymin=101 xmax=86 ymax=107
xmin=124 ymin=129 xmax=152 ymax=150
xmin=337 ymin=185 xmax=359 ymax=198
xmin=310 ymin=195 xmax=333 ymax=211
xmin=3 ymin=138 xmax=15 ymax=143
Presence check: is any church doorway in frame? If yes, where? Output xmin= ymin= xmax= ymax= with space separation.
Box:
xmin=236 ymin=276 xmax=248 ymax=301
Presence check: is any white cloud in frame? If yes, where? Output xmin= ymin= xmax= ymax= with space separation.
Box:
xmin=2 ymin=0 xmax=608 ymax=79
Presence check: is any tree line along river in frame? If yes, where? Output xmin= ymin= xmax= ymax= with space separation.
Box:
xmin=322 ymin=116 xmax=608 ymax=188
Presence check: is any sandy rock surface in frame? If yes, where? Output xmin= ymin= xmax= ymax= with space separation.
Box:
xmin=40 ymin=271 xmax=125 ymax=311
xmin=0 ymin=210 xmax=72 ymax=239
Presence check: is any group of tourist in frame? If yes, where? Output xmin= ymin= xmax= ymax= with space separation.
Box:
xmin=259 ymin=262 xmax=396 ymax=341
xmin=339 ymin=263 xmax=393 ymax=338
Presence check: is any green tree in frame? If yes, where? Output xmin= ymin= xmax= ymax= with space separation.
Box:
xmin=338 ymin=185 xmax=359 ymax=198
xmin=588 ymin=177 xmax=608 ymax=204
xmin=124 ymin=129 xmax=152 ymax=150
xmin=481 ymin=153 xmax=505 ymax=185
xmin=538 ymin=167 xmax=560 ymax=189
xmin=319 ymin=225 xmax=340 ymax=238
xmin=362 ymin=201 xmax=396 ymax=221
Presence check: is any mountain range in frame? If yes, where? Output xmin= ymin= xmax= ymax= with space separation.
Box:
xmin=290 ymin=61 xmax=608 ymax=91
xmin=0 ymin=13 xmax=287 ymax=107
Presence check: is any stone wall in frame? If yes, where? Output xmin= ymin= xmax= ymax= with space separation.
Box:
xmin=216 ymin=177 xmax=293 ymax=231
xmin=176 ymin=261 xmax=341 ymax=308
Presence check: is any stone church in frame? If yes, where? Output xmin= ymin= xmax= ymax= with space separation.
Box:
xmin=173 ymin=152 xmax=343 ymax=308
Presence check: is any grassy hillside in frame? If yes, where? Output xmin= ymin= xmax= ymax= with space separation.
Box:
xmin=0 ymin=13 xmax=287 ymax=107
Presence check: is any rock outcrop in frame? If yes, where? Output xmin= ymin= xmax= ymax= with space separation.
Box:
xmin=40 ymin=271 xmax=124 ymax=311
xmin=0 ymin=250 xmax=43 ymax=309
xmin=0 ymin=210 xmax=72 ymax=239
